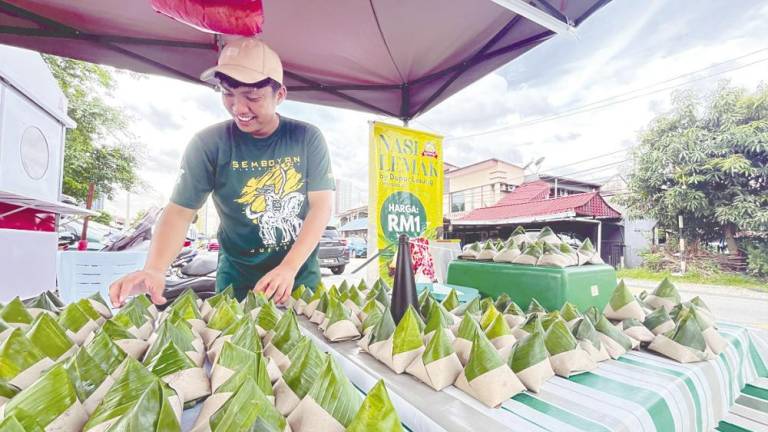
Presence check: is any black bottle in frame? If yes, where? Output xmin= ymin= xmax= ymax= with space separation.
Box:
xmin=391 ymin=234 xmax=418 ymax=324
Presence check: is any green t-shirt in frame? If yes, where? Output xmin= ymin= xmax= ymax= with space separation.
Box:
xmin=171 ymin=116 xmax=335 ymax=299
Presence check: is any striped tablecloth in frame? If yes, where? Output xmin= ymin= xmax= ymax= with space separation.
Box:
xmin=300 ymin=319 xmax=768 ymax=432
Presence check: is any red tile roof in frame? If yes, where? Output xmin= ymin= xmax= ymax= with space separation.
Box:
xmin=457 ymin=181 xmax=621 ymax=224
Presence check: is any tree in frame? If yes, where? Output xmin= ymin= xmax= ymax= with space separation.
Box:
xmin=43 ymin=56 xmax=142 ymax=203
xmin=92 ymin=211 xmax=113 ymax=226
xmin=621 ymin=82 xmax=768 ymax=254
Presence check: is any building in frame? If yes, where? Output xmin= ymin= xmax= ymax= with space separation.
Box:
xmin=334 ymin=178 xmax=366 ymax=216
xmin=449 ymin=180 xmax=624 ymax=266
xmin=443 ymin=159 xmax=526 ymax=220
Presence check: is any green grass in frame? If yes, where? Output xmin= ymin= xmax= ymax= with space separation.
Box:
xmin=617 ymin=268 xmax=768 ymax=292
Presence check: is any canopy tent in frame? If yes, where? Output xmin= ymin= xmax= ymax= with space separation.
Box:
xmin=0 ymin=0 xmax=611 ymax=121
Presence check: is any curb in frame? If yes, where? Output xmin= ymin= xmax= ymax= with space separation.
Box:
xmin=622 ymin=278 xmax=768 ymax=300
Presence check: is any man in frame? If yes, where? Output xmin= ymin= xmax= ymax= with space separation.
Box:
xmin=109 ymin=38 xmax=334 ymax=306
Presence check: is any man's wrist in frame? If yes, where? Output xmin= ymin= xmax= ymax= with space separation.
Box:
xmin=280 ymin=258 xmax=301 ymax=274
xmin=143 ymin=266 xmax=165 ymax=276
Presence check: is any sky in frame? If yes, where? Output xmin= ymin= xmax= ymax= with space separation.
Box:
xmin=104 ymin=0 xmax=768 ymax=226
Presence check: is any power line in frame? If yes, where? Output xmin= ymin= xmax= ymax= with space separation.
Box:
xmin=537 ymin=148 xmax=629 ymax=175
xmin=445 ymin=48 xmax=768 ymax=141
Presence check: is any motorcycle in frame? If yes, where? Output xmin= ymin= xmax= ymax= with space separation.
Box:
xmin=161 ymin=251 xmax=217 ymax=308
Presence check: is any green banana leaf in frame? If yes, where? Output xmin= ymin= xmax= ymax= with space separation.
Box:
xmin=537 ymin=226 xmax=558 ymax=241
xmin=485 ymin=313 xmax=512 ymax=340
xmin=644 ymin=308 xmax=673 ymax=332
xmin=315 ymin=292 xmax=331 ymax=314
xmin=608 ymin=280 xmax=635 ymax=310
xmin=559 ymin=242 xmax=576 ymax=255
xmin=441 ymin=289 xmax=460 ymax=312
xmin=306 ymin=355 xmax=363 ymax=427
xmin=374 ymin=285 xmax=391 ymax=308
xmin=511 ymin=226 xmax=527 ymax=236
xmin=541 ymin=311 xmax=562 ymax=331
xmin=664 ymin=309 xmax=706 ymax=351
xmin=145 ymin=341 xmax=196 ymax=378
xmin=85 ymin=331 xmax=127 ymax=375
xmin=362 ymin=307 xmax=384 ymax=334
xmin=207 ymin=299 xmax=239 ymax=331
xmin=216 ymin=342 xmax=272 ymax=396
xmin=291 ymin=285 xmax=307 ymax=301
xmin=105 ymin=380 xmax=181 ymax=432
xmin=418 ymin=288 xmax=434 ymax=318
xmin=508 ymin=331 xmax=549 ymax=373
xmin=0 ymin=319 xmax=9 ymax=333
xmin=75 ymin=299 xmax=103 ymax=322
xmin=347 ymin=380 xmax=404 ymax=432
xmin=369 ymin=306 xmax=396 ymax=345
xmin=571 ymin=317 xmax=603 ymax=350
xmin=112 ymin=302 xmax=151 ymax=329
xmin=494 ymin=293 xmax=512 ymax=313
xmin=0 ymin=379 xmax=19 ymax=400
xmin=504 ymin=302 xmax=525 ymax=316
xmin=362 ymin=299 xmax=383 ymax=318
xmin=255 ymin=301 xmax=280 ymax=332
xmin=578 ymin=238 xmax=596 ymax=254
xmin=457 ymin=314 xmax=482 ymax=341
xmin=88 ymin=292 xmax=110 ymax=308
xmin=560 ymin=303 xmax=581 ymax=322
xmin=3 ymin=363 xmax=78 ymax=430
xmin=283 ymin=338 xmax=325 ymax=399
xmin=424 ymin=302 xmax=450 ymax=335
xmin=0 ymin=416 xmax=33 ymax=432
xmin=465 ymin=331 xmax=504 ymax=382
xmin=480 ymin=298 xmax=495 ymax=314
xmin=242 ymin=291 xmax=269 ymax=314
xmin=423 ymin=325 xmax=455 ymax=365
xmin=527 ymin=298 xmax=546 ymax=315
xmin=143 ymin=320 xmax=195 ymax=364
xmin=690 ymin=296 xmax=710 ymax=311
xmin=229 ymin=317 xmax=263 ymax=353
xmin=168 ymin=289 xmax=199 ymax=310
xmin=324 ymin=296 xmax=351 ymax=326
xmin=544 ymin=319 xmax=577 ymax=356
xmin=270 ymin=309 xmax=302 ymax=353
xmin=347 ymin=286 xmax=364 ymax=307
xmin=0 ymin=328 xmax=46 ymax=381
xmin=0 ymin=297 xmax=32 ymax=325
xmin=584 ymin=306 xmax=602 ymax=325
xmin=327 ymin=285 xmax=341 ymax=301
xmin=26 ymin=313 xmax=73 ymax=359
xmin=519 ymin=241 xmax=544 ymax=259
xmin=101 ymin=319 xmax=136 ymax=341
xmin=621 ymin=318 xmax=644 ymax=330
xmin=64 ymin=347 xmax=108 ymax=402
xmin=652 ymin=277 xmax=681 ymax=302
xmin=166 ymin=295 xmax=202 ymax=321
xmin=520 ymin=314 xmax=545 ymax=336
xmin=22 ymin=292 xmax=59 ymax=313
xmin=356 ymin=279 xmax=369 ymax=292
xmin=594 ymin=316 xmax=633 ymax=351
xmin=338 ymin=280 xmax=350 ymax=295
xmin=58 ymin=302 xmax=92 ymax=333
xmin=209 ymin=378 xmax=284 ymax=432
xmin=454 ymin=297 xmax=481 ymax=316
xmin=393 ymin=306 xmax=423 ymax=355
xmin=309 ymin=283 xmax=327 ymax=304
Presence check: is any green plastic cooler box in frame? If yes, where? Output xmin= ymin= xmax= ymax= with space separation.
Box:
xmin=446 ymin=260 xmax=617 ymax=312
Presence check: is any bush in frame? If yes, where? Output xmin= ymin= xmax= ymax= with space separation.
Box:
xmin=639 ymin=249 xmax=666 ymax=272
xmin=745 ymin=241 xmax=768 ymax=277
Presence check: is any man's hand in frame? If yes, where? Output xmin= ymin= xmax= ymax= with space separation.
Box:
xmin=109 ymin=269 xmax=167 ymax=308
xmin=254 ymin=264 xmax=297 ymax=304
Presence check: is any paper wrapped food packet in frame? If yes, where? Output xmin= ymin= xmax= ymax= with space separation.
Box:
xmin=290 ymin=285 xmax=313 ymax=316
xmin=82 ymin=358 xmax=181 ymax=431
xmin=266 ymin=310 xmax=304 ymax=371
xmin=145 ymin=341 xmax=211 ymax=404
xmin=476 ymin=241 xmax=498 ymax=260
xmin=309 ymin=292 xmax=330 ymax=325
xmin=571 ymin=318 xmax=611 ymax=363
xmin=207 ymin=317 xmax=262 ymax=363
xmin=527 ymin=298 xmax=546 ymax=315
xmin=687 ymin=306 xmax=726 ymax=355
xmin=441 ymin=288 xmax=460 ymax=312
xmin=360 ymin=303 xmax=384 ymax=337
xmin=256 ymin=301 xmax=282 ymax=339
xmin=536 ymin=226 xmax=561 ymax=244
xmin=0 ymin=329 xmax=54 ymax=390
xmin=273 ymin=337 xmax=325 ymax=416
xmin=145 ymin=317 xmax=206 ymax=367
xmin=191 ymin=377 xmax=288 ymax=432
xmin=26 ymin=313 xmax=77 ymax=361
xmin=484 ymin=313 xmax=516 ymax=360
xmin=507 ymin=330 xmax=554 ymax=393
xmin=344 ymin=285 xmax=366 ymax=317
xmin=458 ymin=242 xmax=481 ymax=260
xmin=603 ymin=280 xmax=646 ymax=321
xmin=347 ymin=380 xmax=404 ymax=432
xmin=84 ymin=292 xmax=112 ymax=319
xmin=360 ymin=305 xmax=395 ymax=354
xmin=406 ymin=327 xmax=462 ymax=391
xmin=643 ymin=307 xmax=676 ymax=335
xmin=479 ymin=303 xmax=501 ymax=330
xmin=452 ymin=297 xmax=481 ymax=319
xmin=199 ymin=286 xmax=234 ymax=322
xmin=559 ymin=302 xmax=582 ymax=327
xmin=620 ymin=319 xmax=655 ymax=343
xmin=1 ymin=363 xmax=88 ymax=431
xmin=211 ymin=341 xmax=274 ymax=394
xmin=576 ymin=238 xmax=603 ymax=265
xmin=91 ymin=319 xmax=148 ymax=359
xmin=0 ymin=297 xmax=33 ymax=330
xmin=508 ymin=225 xmax=527 ymax=244
xmin=64 ymin=347 xmax=116 ymax=414
xmin=493 ymin=238 xmax=521 ymax=263
xmin=239 ymin=290 xmax=267 ymax=319
xmin=322 ymin=296 xmax=361 ymax=342
xmin=112 ymin=300 xmax=155 ymax=340
xmin=58 ymin=301 xmax=100 ymax=345
xmin=512 ymin=313 xmax=545 ymax=340
xmin=371 ymin=306 xmax=424 ymax=374
xmin=538 ymin=242 xmax=571 ymax=268
xmin=453 ymin=314 xmax=482 ymax=365
xmin=544 ymin=319 xmax=596 ymax=377
xmin=22 ymin=291 xmax=60 ymax=318
xmin=200 ymin=298 xmax=240 ymax=348
xmin=288 ymin=354 xmax=363 ymax=432
xmin=503 ymin=302 xmax=527 ymax=328
xmin=84 ymin=331 xmax=128 ymax=380
xmin=648 ymin=309 xmax=715 ymax=363
xmin=558 ymin=242 xmax=579 ymax=266
xmin=513 ymin=241 xmax=544 ymax=265
xmin=494 ymin=293 xmax=512 ymax=312
xmin=594 ymin=315 xmax=637 ymax=359
xmin=644 ymin=277 xmax=681 ymax=312
xmin=423 ymin=301 xmax=455 ymax=345
xmin=541 ymin=311 xmax=562 ymax=331
xmin=456 ymin=331 xmax=525 ymax=407
xmin=159 ymin=300 xmax=206 ymax=337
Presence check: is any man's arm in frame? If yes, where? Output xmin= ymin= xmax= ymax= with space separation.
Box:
xmin=109 ymin=203 xmax=197 ymax=307
xmin=255 ymin=190 xmax=332 ymax=303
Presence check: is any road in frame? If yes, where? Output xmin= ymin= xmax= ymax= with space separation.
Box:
xmin=321 ymin=259 xmax=768 ymax=330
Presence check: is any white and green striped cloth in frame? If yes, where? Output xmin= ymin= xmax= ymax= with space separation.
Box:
xmin=302 ymin=319 xmax=768 ymax=432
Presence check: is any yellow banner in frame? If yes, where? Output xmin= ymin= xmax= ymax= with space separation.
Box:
xmin=368 ymin=121 xmax=444 ymax=282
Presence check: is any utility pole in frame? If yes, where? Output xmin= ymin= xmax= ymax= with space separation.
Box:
xmin=678 ymin=215 xmax=686 ymax=274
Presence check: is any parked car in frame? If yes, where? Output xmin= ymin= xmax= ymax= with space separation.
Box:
xmin=347 ymin=236 xmax=367 ymax=258
xmin=318 ymin=226 xmax=349 ymax=274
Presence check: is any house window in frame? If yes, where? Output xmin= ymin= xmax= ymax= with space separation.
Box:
xmin=451 ymin=192 xmax=465 ymax=213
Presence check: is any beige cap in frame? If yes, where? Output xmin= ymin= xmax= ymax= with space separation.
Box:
xmin=201 ymin=38 xmax=283 ymax=85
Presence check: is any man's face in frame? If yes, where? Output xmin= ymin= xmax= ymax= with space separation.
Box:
xmin=220 ymin=82 xmax=286 ymax=136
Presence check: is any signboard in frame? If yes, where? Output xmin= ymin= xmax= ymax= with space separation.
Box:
xmin=368 ymin=122 xmax=444 ymax=282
